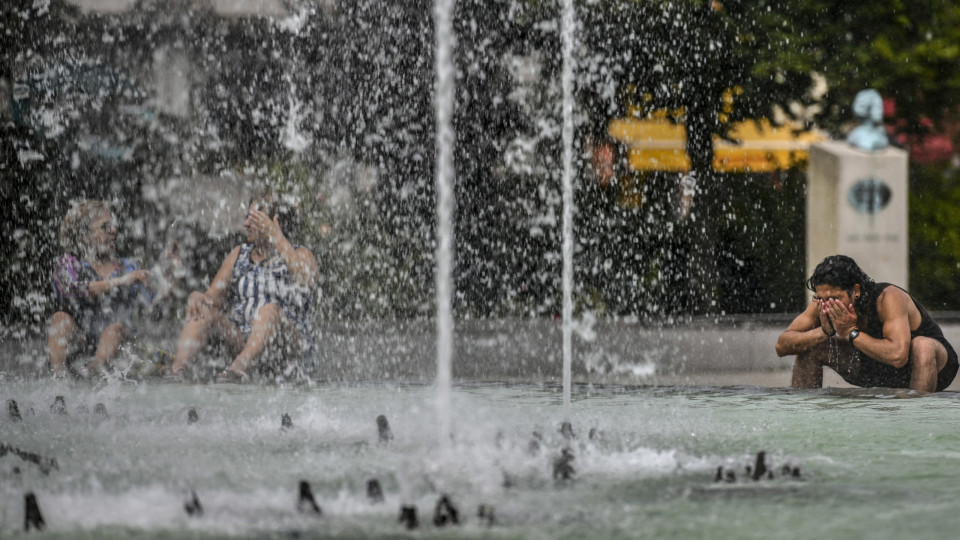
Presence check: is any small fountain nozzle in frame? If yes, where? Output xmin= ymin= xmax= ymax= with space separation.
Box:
xmin=187 ymin=408 xmax=199 ymax=425
xmin=281 ymin=413 xmax=293 ymax=430
xmin=50 ymin=396 xmax=66 ymax=415
xmin=433 ymin=494 xmax=459 ymax=527
xmin=715 ymin=466 xmax=736 ymax=483
xmin=560 ymin=421 xmax=575 ymax=439
xmin=94 ymin=403 xmax=108 ymax=419
xmin=399 ymin=505 xmax=419 ymax=529
xmin=527 ymin=430 xmax=543 ymax=456
xmin=367 ymin=479 xmax=384 ymax=503
xmin=377 ymin=415 xmax=393 ymax=443
xmin=553 ymin=447 xmax=576 ymax=481
xmin=184 ymin=490 xmax=203 ymax=517
xmin=24 ymin=492 xmax=45 ymax=531
xmin=8 ymin=399 xmax=22 ymax=422
xmin=751 ymin=451 xmax=769 ymax=481
xmin=477 ymin=504 xmax=496 ymax=526
xmin=297 ymin=480 xmax=322 ymax=514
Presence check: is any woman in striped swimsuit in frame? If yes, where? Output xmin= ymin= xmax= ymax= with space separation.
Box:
xmin=169 ymin=191 xmax=318 ymax=382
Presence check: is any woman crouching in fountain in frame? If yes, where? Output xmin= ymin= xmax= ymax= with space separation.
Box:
xmin=48 ymin=200 xmax=159 ymax=378
xmin=168 ymin=190 xmax=318 ymax=382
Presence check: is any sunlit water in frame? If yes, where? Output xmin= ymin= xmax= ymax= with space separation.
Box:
xmin=2 ymin=380 xmax=960 ymax=539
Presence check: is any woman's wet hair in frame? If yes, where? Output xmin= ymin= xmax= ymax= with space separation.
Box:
xmin=806 ymin=254 xmax=874 ymax=294
xmin=249 ymin=190 xmax=302 ymax=240
xmin=59 ymin=199 xmax=110 ymax=255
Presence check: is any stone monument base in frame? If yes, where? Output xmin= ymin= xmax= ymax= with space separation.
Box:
xmin=806 ymin=141 xmax=908 ymax=287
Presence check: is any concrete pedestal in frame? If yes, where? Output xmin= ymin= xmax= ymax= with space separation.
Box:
xmin=806 ymin=141 xmax=908 ymax=288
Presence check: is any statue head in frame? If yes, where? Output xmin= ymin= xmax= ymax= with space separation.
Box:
xmin=846 ymin=89 xmax=888 ymax=151
xmin=852 ymin=89 xmax=884 ymax=124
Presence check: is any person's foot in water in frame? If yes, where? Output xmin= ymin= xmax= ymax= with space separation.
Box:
xmin=216 ymin=368 xmax=248 ymax=383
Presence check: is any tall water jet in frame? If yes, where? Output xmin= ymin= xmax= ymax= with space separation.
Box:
xmin=560 ymin=0 xmax=577 ymax=417
xmin=434 ymin=0 xmax=457 ymax=450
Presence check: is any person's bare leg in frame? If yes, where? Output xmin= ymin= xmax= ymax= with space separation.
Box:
xmin=791 ymin=347 xmax=825 ymax=388
xmin=791 ymin=340 xmax=860 ymax=388
xmin=172 ymin=313 xmax=243 ymax=374
xmin=908 ymin=337 xmax=948 ymax=392
xmin=87 ymin=322 xmax=128 ymax=372
xmin=224 ymin=303 xmax=300 ymax=375
xmin=47 ymin=311 xmax=79 ymax=375
xmin=172 ymin=317 xmax=214 ymax=374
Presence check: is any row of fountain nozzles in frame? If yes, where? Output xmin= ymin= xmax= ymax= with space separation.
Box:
xmin=8 ymin=396 xmax=397 ymax=444
xmin=7 ymin=397 xmax=108 ymax=421
xmin=11 ymin=407 xmax=591 ymax=532
xmin=19 ymin=485 xmax=493 ymax=533
xmin=715 ymin=451 xmax=802 ymax=483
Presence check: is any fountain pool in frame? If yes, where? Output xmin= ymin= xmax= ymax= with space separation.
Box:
xmin=3 ymin=380 xmax=960 ymax=538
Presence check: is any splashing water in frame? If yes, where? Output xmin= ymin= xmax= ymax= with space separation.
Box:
xmin=282 ymin=83 xmax=312 ymax=153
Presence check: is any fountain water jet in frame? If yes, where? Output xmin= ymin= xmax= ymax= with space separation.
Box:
xmin=560 ymin=0 xmax=577 ymax=418
xmin=433 ymin=0 xmax=457 ymax=451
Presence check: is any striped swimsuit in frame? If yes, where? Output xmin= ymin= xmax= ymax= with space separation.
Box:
xmin=228 ymin=244 xmax=317 ymax=373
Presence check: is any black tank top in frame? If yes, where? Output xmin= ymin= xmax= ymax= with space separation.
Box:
xmin=851 ymin=282 xmax=959 ymax=391
xmin=857 ymin=282 xmax=948 ymax=344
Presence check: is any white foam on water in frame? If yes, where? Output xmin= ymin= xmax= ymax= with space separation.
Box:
xmin=582 ymin=445 xmax=711 ymax=477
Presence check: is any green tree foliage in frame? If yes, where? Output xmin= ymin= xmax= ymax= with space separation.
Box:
xmin=569 ymin=0 xmax=960 ymax=312
xmin=909 ymin=163 xmax=960 ymax=310
xmin=4 ymin=0 xmax=960 ymax=334
xmin=737 ymin=1 xmax=960 ymax=307
xmin=741 ymin=1 xmax=960 ymax=135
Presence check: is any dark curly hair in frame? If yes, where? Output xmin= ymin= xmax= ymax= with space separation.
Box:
xmin=805 ymin=255 xmax=874 ymax=294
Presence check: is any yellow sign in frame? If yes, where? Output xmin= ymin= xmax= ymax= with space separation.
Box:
xmin=608 ymin=116 xmax=827 ymax=173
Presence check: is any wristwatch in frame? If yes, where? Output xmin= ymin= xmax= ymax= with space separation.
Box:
xmin=848 ymin=329 xmax=861 ymax=344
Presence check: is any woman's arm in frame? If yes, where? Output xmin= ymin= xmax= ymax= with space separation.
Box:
xmin=89 ymin=269 xmax=152 ymax=298
xmin=52 ymin=255 xmax=150 ymax=301
xmin=276 ymin=239 xmax=318 ymax=289
xmin=258 ymin=212 xmax=319 ymax=288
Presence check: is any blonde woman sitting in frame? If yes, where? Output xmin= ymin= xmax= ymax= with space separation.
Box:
xmin=48 ymin=200 xmax=158 ymax=377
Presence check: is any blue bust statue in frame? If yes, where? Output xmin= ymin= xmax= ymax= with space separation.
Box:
xmin=846 ymin=89 xmax=889 ymax=151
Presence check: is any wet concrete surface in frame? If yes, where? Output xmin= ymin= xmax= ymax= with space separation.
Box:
xmin=5 ymin=315 xmax=960 ymax=391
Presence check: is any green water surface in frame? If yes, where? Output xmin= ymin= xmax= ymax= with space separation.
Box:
xmin=1 ymin=380 xmax=958 ymax=539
